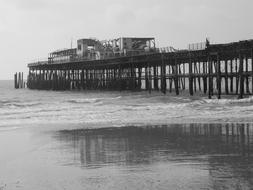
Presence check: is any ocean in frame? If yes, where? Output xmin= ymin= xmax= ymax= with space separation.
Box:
xmin=0 ymin=80 xmax=253 ymax=190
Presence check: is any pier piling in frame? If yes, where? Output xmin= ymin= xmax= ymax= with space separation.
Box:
xmin=14 ymin=72 xmax=25 ymax=89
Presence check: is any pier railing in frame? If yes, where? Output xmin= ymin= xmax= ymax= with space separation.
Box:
xmin=28 ymin=46 xmax=179 ymax=67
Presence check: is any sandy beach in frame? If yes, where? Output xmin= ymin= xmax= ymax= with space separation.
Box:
xmin=0 ymin=123 xmax=252 ymax=190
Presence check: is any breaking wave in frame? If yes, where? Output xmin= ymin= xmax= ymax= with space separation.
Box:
xmin=65 ymin=96 xmax=122 ymax=104
xmin=3 ymin=102 xmax=43 ymax=108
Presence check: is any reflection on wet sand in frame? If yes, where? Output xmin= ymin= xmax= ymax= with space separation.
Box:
xmin=53 ymin=123 xmax=253 ymax=189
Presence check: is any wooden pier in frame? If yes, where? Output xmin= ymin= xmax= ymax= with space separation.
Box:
xmin=26 ymin=39 xmax=253 ymax=99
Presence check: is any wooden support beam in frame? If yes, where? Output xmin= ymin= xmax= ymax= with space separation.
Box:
xmin=183 ymin=63 xmax=186 ymax=90
xmin=193 ymin=61 xmax=197 ymax=92
xmin=203 ymin=61 xmax=207 ymax=94
xmin=245 ymin=57 xmax=250 ymax=94
xmin=153 ymin=66 xmax=159 ymax=91
xmin=130 ymin=62 xmax=135 ymax=91
xmin=195 ymin=62 xmax=201 ymax=91
xmin=230 ymin=59 xmax=234 ymax=93
xmin=21 ymin=72 xmax=24 ymax=88
xmin=145 ymin=66 xmax=149 ymax=91
xmin=189 ymin=55 xmax=193 ymax=96
xmin=118 ymin=66 xmax=122 ymax=91
xmin=178 ymin=64 xmax=181 ymax=89
xmin=18 ymin=72 xmax=21 ymax=89
xmin=14 ymin=73 xmax=17 ymax=89
xmin=138 ymin=67 xmax=142 ymax=90
xmin=174 ymin=59 xmax=179 ymax=95
xmin=160 ymin=54 xmax=166 ymax=94
xmin=170 ymin=65 xmax=174 ymax=93
xmin=85 ymin=69 xmax=89 ymax=89
xmin=148 ymin=64 xmax=151 ymax=94
xmin=252 ymin=49 xmax=253 ymax=94
xmin=238 ymin=53 xmax=244 ymax=99
xmin=217 ymin=54 xmax=221 ymax=99
xmin=225 ymin=59 xmax=229 ymax=95
xmin=236 ymin=58 xmax=239 ymax=94
xmin=208 ymin=55 xmax=212 ymax=99
xmin=81 ymin=70 xmax=84 ymax=90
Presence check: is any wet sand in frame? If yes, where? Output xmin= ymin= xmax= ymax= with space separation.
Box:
xmin=0 ymin=123 xmax=252 ymax=190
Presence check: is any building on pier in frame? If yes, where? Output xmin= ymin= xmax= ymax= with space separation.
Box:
xmin=48 ymin=48 xmax=77 ymax=63
xmin=116 ymin=37 xmax=156 ymax=55
xmin=46 ymin=37 xmax=157 ymax=63
xmin=77 ymin=38 xmax=103 ymax=60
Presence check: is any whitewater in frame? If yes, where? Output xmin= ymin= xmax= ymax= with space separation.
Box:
xmin=1 ymin=80 xmax=253 ymax=130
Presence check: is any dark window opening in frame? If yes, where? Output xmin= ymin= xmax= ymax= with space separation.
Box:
xmin=78 ymin=44 xmax=82 ymax=50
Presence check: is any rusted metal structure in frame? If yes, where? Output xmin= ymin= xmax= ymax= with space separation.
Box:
xmin=26 ymin=37 xmax=253 ymax=99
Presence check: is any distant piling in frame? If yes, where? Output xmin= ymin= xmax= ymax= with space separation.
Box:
xmin=14 ymin=72 xmax=25 ymax=89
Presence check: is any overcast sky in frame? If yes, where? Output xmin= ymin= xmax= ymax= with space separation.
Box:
xmin=0 ymin=0 xmax=253 ymax=79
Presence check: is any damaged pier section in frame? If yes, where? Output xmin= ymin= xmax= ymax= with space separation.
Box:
xmin=27 ymin=37 xmax=253 ymax=99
